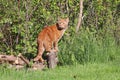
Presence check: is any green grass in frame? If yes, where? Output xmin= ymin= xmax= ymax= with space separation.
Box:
xmin=0 ymin=62 xmax=120 ymax=80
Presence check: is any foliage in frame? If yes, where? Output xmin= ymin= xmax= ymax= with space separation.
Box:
xmin=0 ymin=0 xmax=120 ymax=65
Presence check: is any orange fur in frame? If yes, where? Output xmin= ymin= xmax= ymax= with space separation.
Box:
xmin=34 ymin=18 xmax=69 ymax=62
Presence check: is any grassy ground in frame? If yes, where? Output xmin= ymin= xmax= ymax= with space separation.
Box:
xmin=0 ymin=62 xmax=120 ymax=80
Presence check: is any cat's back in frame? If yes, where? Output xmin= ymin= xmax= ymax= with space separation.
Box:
xmin=40 ymin=25 xmax=57 ymax=34
xmin=38 ymin=25 xmax=57 ymax=40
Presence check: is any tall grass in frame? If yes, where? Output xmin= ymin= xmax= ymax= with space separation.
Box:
xmin=58 ymin=27 xmax=120 ymax=65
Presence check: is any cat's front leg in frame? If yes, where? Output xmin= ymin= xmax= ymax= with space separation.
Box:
xmin=54 ymin=41 xmax=59 ymax=53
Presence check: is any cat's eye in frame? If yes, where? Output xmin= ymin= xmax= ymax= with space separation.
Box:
xmin=60 ymin=22 xmax=64 ymax=24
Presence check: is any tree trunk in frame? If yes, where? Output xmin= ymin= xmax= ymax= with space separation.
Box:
xmin=47 ymin=52 xmax=58 ymax=69
xmin=76 ymin=0 xmax=83 ymax=32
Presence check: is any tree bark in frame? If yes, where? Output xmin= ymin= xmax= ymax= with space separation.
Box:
xmin=0 ymin=54 xmax=24 ymax=65
xmin=47 ymin=52 xmax=58 ymax=69
xmin=76 ymin=0 xmax=83 ymax=32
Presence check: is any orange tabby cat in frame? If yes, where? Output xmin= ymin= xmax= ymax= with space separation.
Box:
xmin=34 ymin=18 xmax=69 ymax=62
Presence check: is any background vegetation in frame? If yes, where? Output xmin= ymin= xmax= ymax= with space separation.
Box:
xmin=0 ymin=0 xmax=120 ymax=65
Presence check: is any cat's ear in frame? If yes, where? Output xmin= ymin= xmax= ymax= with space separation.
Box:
xmin=57 ymin=17 xmax=61 ymax=21
xmin=57 ymin=17 xmax=61 ymax=24
xmin=66 ymin=18 xmax=69 ymax=22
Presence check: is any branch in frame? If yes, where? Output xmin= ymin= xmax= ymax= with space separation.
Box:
xmin=76 ymin=0 xmax=83 ymax=32
xmin=18 ymin=53 xmax=30 ymax=66
xmin=25 ymin=1 xmax=41 ymax=20
xmin=28 ymin=3 xmax=40 ymax=20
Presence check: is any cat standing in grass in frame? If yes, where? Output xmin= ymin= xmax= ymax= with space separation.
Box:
xmin=34 ymin=18 xmax=69 ymax=62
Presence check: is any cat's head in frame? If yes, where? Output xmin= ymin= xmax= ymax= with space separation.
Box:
xmin=57 ymin=18 xmax=69 ymax=30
